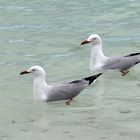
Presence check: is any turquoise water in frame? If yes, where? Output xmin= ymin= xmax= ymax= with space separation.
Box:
xmin=0 ymin=0 xmax=140 ymax=139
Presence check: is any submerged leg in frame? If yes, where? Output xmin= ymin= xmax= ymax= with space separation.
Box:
xmin=65 ymin=98 xmax=73 ymax=105
xmin=120 ymin=70 xmax=129 ymax=76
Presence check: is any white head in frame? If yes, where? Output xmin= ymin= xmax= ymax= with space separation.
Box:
xmin=20 ymin=65 xmax=46 ymax=77
xmin=81 ymin=34 xmax=102 ymax=46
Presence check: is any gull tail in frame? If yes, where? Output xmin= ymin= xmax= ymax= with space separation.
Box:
xmin=84 ymin=73 xmax=102 ymax=85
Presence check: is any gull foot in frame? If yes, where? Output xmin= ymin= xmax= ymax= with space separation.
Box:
xmin=120 ymin=70 xmax=129 ymax=76
xmin=65 ymin=99 xmax=73 ymax=106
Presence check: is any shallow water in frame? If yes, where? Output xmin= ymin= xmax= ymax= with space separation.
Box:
xmin=0 ymin=0 xmax=140 ymax=140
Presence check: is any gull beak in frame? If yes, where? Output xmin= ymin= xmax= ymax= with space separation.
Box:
xmin=81 ymin=40 xmax=91 ymax=45
xmin=20 ymin=70 xmax=30 ymax=75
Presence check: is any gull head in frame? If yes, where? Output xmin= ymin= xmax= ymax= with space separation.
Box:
xmin=20 ymin=65 xmax=45 ymax=77
xmin=81 ymin=34 xmax=102 ymax=46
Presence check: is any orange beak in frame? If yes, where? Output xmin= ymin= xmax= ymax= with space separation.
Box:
xmin=81 ymin=40 xmax=91 ymax=45
xmin=20 ymin=70 xmax=30 ymax=75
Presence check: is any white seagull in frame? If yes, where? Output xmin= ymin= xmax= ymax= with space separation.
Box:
xmin=20 ymin=65 xmax=102 ymax=105
xmin=81 ymin=34 xmax=140 ymax=76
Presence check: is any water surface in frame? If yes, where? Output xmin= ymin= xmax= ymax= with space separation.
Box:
xmin=0 ymin=0 xmax=140 ymax=140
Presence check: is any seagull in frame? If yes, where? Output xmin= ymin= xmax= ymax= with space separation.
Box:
xmin=20 ymin=65 xmax=102 ymax=105
xmin=81 ymin=34 xmax=140 ymax=76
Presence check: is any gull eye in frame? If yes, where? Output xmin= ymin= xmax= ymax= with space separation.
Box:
xmin=32 ymin=69 xmax=36 ymax=72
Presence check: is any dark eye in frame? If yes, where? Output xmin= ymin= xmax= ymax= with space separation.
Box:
xmin=32 ymin=69 xmax=36 ymax=72
xmin=94 ymin=37 xmax=97 ymax=40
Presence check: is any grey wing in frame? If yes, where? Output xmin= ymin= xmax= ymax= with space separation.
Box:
xmin=103 ymin=56 xmax=140 ymax=70
xmin=47 ymin=80 xmax=88 ymax=102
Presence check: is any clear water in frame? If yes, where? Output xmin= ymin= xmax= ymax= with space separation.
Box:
xmin=0 ymin=0 xmax=140 ymax=139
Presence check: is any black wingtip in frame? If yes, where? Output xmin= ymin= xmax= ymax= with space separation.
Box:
xmin=84 ymin=73 xmax=102 ymax=85
xmin=125 ymin=52 xmax=140 ymax=57
xmin=95 ymin=73 xmax=102 ymax=78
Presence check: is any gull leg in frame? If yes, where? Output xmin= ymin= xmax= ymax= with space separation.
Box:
xmin=65 ymin=99 xmax=73 ymax=105
xmin=120 ymin=70 xmax=129 ymax=76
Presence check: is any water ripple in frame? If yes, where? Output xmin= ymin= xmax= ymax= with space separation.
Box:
xmin=0 ymin=24 xmax=50 ymax=31
xmin=106 ymin=35 xmax=140 ymax=42
xmin=0 ymin=51 xmax=35 ymax=57
xmin=49 ymin=52 xmax=75 ymax=59
xmin=8 ymin=39 xmax=33 ymax=45
xmin=0 ymin=5 xmax=33 ymax=12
